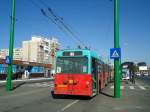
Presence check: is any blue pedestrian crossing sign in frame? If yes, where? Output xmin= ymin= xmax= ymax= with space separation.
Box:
xmin=5 ymin=56 xmax=11 ymax=64
xmin=110 ymin=48 xmax=121 ymax=59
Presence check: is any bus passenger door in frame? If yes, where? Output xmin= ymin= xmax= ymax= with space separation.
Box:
xmin=92 ymin=58 xmax=97 ymax=95
xmin=97 ymin=63 xmax=102 ymax=93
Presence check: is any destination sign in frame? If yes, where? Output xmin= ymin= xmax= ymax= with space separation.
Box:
xmin=63 ymin=51 xmax=82 ymax=56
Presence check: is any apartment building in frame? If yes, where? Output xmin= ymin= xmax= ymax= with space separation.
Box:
xmin=0 ymin=48 xmax=22 ymax=60
xmin=0 ymin=35 xmax=60 ymax=67
xmin=22 ymin=35 xmax=60 ymax=65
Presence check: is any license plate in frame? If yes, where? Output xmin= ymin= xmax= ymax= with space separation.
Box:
xmin=69 ymin=80 xmax=73 ymax=84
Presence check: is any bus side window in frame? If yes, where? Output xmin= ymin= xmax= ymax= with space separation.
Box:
xmin=83 ymin=66 xmax=87 ymax=73
xmin=92 ymin=58 xmax=96 ymax=74
xmin=98 ymin=65 xmax=101 ymax=73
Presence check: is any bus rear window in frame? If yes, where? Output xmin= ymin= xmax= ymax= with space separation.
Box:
xmin=56 ymin=57 xmax=88 ymax=74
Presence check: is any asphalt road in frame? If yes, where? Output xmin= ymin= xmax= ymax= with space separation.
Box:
xmin=0 ymin=77 xmax=150 ymax=112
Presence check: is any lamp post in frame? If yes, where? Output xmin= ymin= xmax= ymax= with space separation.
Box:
xmin=6 ymin=0 xmax=15 ymax=92
xmin=114 ymin=0 xmax=120 ymax=98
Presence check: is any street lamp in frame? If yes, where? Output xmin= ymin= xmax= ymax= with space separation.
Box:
xmin=6 ymin=0 xmax=15 ymax=92
xmin=114 ymin=0 xmax=120 ymax=98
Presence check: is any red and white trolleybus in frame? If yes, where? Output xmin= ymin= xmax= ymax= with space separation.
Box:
xmin=53 ymin=49 xmax=112 ymax=97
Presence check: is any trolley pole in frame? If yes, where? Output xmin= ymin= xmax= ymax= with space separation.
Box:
xmin=6 ymin=0 xmax=15 ymax=92
xmin=114 ymin=0 xmax=120 ymax=98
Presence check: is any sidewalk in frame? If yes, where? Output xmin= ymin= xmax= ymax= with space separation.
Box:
xmin=0 ymin=77 xmax=53 ymax=87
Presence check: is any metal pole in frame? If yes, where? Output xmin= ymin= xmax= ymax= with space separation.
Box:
xmin=6 ymin=0 xmax=15 ymax=92
xmin=114 ymin=0 xmax=120 ymax=98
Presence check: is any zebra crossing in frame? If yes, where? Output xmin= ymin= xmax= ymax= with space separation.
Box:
xmin=23 ymin=82 xmax=149 ymax=91
xmin=110 ymin=85 xmax=149 ymax=90
xmin=129 ymin=86 xmax=135 ymax=89
xmin=139 ymin=86 xmax=146 ymax=90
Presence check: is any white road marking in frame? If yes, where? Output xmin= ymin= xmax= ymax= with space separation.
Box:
xmin=120 ymin=86 xmax=124 ymax=89
xmin=111 ymin=86 xmax=124 ymax=89
xmin=135 ymin=83 xmax=147 ymax=90
xmin=110 ymin=85 xmax=147 ymax=90
xmin=129 ymin=86 xmax=135 ymax=89
xmin=110 ymin=86 xmax=114 ymax=89
xmin=0 ymin=78 xmax=53 ymax=84
xmin=139 ymin=86 xmax=146 ymax=90
xmin=61 ymin=100 xmax=79 ymax=111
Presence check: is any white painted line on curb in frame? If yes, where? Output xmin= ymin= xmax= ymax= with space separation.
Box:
xmin=129 ymin=86 xmax=135 ymax=90
xmin=139 ymin=86 xmax=146 ymax=90
xmin=0 ymin=78 xmax=53 ymax=84
xmin=61 ymin=100 xmax=79 ymax=111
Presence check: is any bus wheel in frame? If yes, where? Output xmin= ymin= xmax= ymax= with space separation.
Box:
xmin=51 ymin=91 xmax=58 ymax=99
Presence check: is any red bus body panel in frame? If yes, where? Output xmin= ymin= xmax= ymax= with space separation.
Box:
xmin=54 ymin=74 xmax=92 ymax=96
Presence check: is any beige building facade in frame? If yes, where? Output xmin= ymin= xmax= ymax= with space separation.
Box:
xmin=0 ymin=48 xmax=22 ymax=60
xmin=22 ymin=35 xmax=60 ymax=65
xmin=0 ymin=35 xmax=60 ymax=66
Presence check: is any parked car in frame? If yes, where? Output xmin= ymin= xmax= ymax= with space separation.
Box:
xmin=122 ymin=72 xmax=130 ymax=80
xmin=136 ymin=72 xmax=141 ymax=76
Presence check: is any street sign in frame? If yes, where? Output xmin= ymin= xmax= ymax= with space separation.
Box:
xmin=5 ymin=56 xmax=11 ymax=64
xmin=110 ymin=48 xmax=121 ymax=59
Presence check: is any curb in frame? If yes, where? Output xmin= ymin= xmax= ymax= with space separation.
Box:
xmin=0 ymin=78 xmax=54 ymax=87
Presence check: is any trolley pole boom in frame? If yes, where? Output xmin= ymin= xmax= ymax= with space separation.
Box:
xmin=114 ymin=0 xmax=120 ymax=98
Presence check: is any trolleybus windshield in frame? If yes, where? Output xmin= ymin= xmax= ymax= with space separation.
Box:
xmin=56 ymin=57 xmax=88 ymax=74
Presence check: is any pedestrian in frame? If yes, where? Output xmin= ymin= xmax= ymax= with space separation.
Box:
xmin=51 ymin=73 xmax=54 ymax=78
xmin=15 ymin=72 xmax=19 ymax=80
xmin=132 ymin=74 xmax=135 ymax=84
xmin=15 ymin=66 xmax=19 ymax=80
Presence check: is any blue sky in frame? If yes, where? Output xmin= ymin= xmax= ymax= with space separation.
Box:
xmin=0 ymin=0 xmax=150 ymax=65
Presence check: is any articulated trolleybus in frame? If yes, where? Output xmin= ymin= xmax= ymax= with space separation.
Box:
xmin=53 ymin=49 xmax=111 ymax=97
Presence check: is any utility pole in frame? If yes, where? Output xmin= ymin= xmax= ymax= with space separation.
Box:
xmin=114 ymin=0 xmax=120 ymax=98
xmin=6 ymin=0 xmax=15 ymax=92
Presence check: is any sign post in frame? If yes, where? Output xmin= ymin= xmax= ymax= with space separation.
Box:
xmin=110 ymin=48 xmax=121 ymax=98
xmin=6 ymin=0 xmax=15 ymax=92
xmin=114 ymin=0 xmax=120 ymax=98
xmin=5 ymin=56 xmax=11 ymax=65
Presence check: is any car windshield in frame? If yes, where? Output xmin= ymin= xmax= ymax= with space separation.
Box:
xmin=56 ymin=57 xmax=88 ymax=74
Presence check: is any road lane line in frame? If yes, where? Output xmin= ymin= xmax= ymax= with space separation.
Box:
xmin=61 ymin=100 xmax=79 ymax=111
xmin=139 ymin=86 xmax=146 ymax=90
xmin=129 ymin=86 xmax=135 ymax=90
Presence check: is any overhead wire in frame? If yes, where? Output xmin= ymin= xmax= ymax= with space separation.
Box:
xmin=29 ymin=0 xmax=80 ymax=46
xmin=39 ymin=0 xmax=80 ymax=35
xmin=39 ymin=0 xmax=87 ymax=47
xmin=29 ymin=0 xmax=111 ymax=61
xmin=47 ymin=8 xmax=85 ymax=47
xmin=40 ymin=8 xmax=69 ymax=36
xmin=30 ymin=0 xmax=41 ymax=9
xmin=30 ymin=0 xmax=67 ymax=34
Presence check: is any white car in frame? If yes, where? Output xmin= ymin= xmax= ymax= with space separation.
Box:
xmin=122 ymin=73 xmax=130 ymax=80
xmin=144 ymin=73 xmax=148 ymax=76
xmin=136 ymin=72 xmax=141 ymax=76
xmin=122 ymin=76 xmax=130 ymax=80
